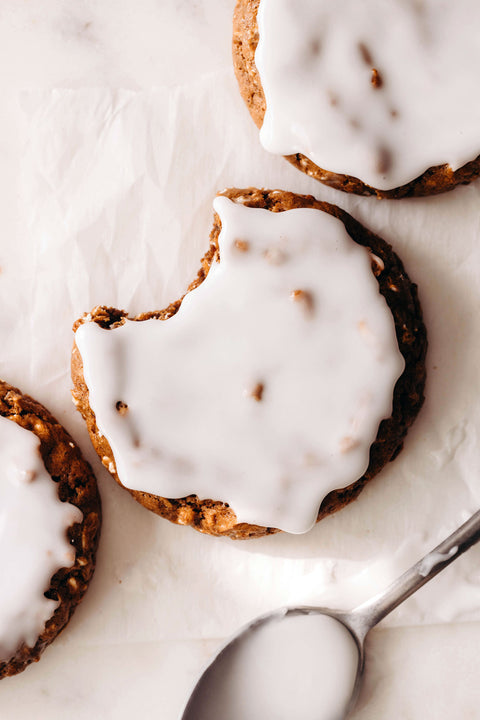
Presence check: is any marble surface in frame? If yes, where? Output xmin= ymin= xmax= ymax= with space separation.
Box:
xmin=1 ymin=1 xmax=480 ymax=718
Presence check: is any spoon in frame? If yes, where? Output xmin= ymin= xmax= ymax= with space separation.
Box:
xmin=180 ymin=509 xmax=480 ymax=720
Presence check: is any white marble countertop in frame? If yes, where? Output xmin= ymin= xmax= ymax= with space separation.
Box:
xmin=2 ymin=2 xmax=480 ymax=718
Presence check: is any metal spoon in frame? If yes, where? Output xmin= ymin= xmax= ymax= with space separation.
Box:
xmin=180 ymin=509 xmax=480 ymax=720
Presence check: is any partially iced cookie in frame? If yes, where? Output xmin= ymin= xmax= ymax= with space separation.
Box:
xmin=0 ymin=381 xmax=101 ymax=679
xmin=233 ymin=0 xmax=480 ymax=198
xmin=72 ymin=189 xmax=426 ymax=538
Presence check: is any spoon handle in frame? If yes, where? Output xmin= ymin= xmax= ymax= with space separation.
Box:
xmin=352 ymin=508 xmax=480 ymax=632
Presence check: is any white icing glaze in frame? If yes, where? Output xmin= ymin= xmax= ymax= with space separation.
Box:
xmin=184 ymin=611 xmax=359 ymax=720
xmin=0 ymin=416 xmax=82 ymax=662
xmin=75 ymin=196 xmax=404 ymax=533
xmin=418 ymin=546 xmax=458 ymax=578
xmin=255 ymin=0 xmax=480 ymax=190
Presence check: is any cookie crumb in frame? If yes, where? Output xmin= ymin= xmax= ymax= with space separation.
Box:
xmin=234 ymin=239 xmax=250 ymax=252
xmin=245 ymin=383 xmax=264 ymax=402
xmin=290 ymin=289 xmax=314 ymax=314
xmin=371 ymin=68 xmax=383 ymax=89
xmin=115 ymin=401 xmax=128 ymax=415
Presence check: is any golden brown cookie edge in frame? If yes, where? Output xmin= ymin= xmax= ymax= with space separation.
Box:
xmin=0 ymin=380 xmax=101 ymax=679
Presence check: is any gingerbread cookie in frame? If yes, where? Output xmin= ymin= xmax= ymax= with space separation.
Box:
xmin=233 ymin=0 xmax=480 ymax=198
xmin=72 ymin=188 xmax=426 ymax=538
xmin=0 ymin=381 xmax=101 ymax=679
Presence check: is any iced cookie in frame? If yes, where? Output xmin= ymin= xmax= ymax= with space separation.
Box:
xmin=72 ymin=188 xmax=426 ymax=539
xmin=0 ymin=381 xmax=101 ymax=679
xmin=233 ymin=0 xmax=480 ymax=198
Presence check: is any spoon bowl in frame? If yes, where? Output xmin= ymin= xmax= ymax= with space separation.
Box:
xmin=181 ymin=606 xmax=365 ymax=720
xmin=181 ymin=508 xmax=480 ymax=720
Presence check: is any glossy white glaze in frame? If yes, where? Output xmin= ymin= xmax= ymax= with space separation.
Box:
xmin=0 ymin=416 xmax=82 ymax=662
xmin=256 ymin=0 xmax=480 ymax=189
xmin=185 ymin=611 xmax=359 ymax=720
xmin=75 ymin=196 xmax=404 ymax=533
